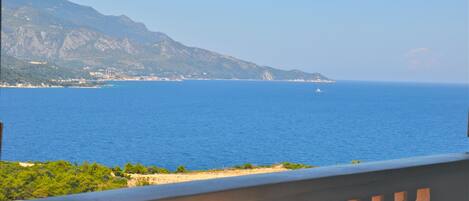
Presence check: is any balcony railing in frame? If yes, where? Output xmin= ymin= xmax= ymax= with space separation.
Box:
xmin=35 ymin=153 xmax=469 ymax=201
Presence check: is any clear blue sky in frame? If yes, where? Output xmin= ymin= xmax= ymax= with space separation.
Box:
xmin=70 ymin=0 xmax=468 ymax=83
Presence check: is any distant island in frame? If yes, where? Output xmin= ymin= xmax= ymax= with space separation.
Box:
xmin=1 ymin=0 xmax=334 ymax=88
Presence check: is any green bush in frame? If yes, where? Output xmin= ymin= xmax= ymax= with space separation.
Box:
xmin=281 ymin=162 xmax=313 ymax=170
xmin=133 ymin=163 xmax=148 ymax=174
xmin=111 ymin=166 xmax=124 ymax=177
xmin=351 ymin=160 xmax=362 ymax=164
xmin=233 ymin=163 xmax=255 ymax=169
xmin=135 ymin=178 xmax=150 ymax=186
xmin=124 ymin=163 xmax=134 ymax=173
xmin=147 ymin=166 xmax=170 ymax=174
xmin=175 ymin=166 xmax=187 ymax=173
xmin=123 ymin=163 xmax=148 ymax=174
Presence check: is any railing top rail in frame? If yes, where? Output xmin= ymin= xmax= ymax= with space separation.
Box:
xmin=35 ymin=153 xmax=469 ymax=201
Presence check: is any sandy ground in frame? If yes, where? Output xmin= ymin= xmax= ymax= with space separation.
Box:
xmin=19 ymin=162 xmax=35 ymax=167
xmin=128 ymin=165 xmax=289 ymax=187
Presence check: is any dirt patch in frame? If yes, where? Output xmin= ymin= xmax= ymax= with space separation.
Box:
xmin=19 ymin=162 xmax=35 ymax=167
xmin=128 ymin=165 xmax=288 ymax=187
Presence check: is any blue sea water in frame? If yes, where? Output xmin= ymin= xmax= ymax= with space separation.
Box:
xmin=0 ymin=80 xmax=468 ymax=170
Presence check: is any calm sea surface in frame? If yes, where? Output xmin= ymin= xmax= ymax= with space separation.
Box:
xmin=0 ymin=81 xmax=468 ymax=169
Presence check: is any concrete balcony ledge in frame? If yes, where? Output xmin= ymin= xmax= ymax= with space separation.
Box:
xmin=35 ymin=153 xmax=469 ymax=201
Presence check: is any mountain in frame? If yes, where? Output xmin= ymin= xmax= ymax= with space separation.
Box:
xmin=1 ymin=0 xmax=333 ymax=82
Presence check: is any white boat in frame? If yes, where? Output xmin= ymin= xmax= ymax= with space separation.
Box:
xmin=315 ymin=88 xmax=322 ymax=93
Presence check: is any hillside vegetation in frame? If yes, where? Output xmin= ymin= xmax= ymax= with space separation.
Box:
xmin=0 ymin=161 xmax=126 ymax=201
xmin=0 ymin=54 xmax=88 ymax=85
xmin=0 ymin=161 xmax=313 ymax=200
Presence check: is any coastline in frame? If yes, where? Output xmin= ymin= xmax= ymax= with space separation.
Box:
xmin=0 ymin=84 xmax=102 ymax=89
xmin=183 ymin=78 xmax=336 ymax=83
xmin=1 ymin=78 xmax=335 ymax=88
xmin=0 ymin=85 xmax=65 ymax=88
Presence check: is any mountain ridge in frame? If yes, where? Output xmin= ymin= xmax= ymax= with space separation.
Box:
xmin=1 ymin=0 xmax=334 ymax=83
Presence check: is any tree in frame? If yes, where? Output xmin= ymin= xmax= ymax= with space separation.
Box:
xmin=124 ymin=163 xmax=134 ymax=173
xmin=112 ymin=166 xmax=124 ymax=177
xmin=147 ymin=166 xmax=169 ymax=174
xmin=133 ymin=163 xmax=148 ymax=174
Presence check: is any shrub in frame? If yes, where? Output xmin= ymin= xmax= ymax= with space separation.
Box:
xmin=234 ymin=163 xmax=255 ymax=169
xmin=351 ymin=160 xmax=362 ymax=164
xmin=123 ymin=163 xmax=148 ymax=174
xmin=175 ymin=166 xmax=187 ymax=173
xmin=281 ymin=162 xmax=313 ymax=170
xmin=124 ymin=163 xmax=134 ymax=173
xmin=133 ymin=163 xmax=148 ymax=174
xmin=147 ymin=166 xmax=170 ymax=174
xmin=111 ymin=166 xmax=124 ymax=177
xmin=135 ymin=178 xmax=150 ymax=186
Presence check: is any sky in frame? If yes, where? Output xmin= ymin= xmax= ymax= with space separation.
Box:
xmin=69 ymin=0 xmax=468 ymax=83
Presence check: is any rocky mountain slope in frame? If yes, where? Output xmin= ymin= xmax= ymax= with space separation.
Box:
xmin=1 ymin=0 xmax=333 ymax=82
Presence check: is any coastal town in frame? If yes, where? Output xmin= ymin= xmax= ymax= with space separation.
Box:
xmin=1 ymin=65 xmax=333 ymax=88
xmin=0 ymin=65 xmax=184 ymax=88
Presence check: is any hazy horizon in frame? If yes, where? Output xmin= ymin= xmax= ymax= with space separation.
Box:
xmin=68 ymin=0 xmax=468 ymax=84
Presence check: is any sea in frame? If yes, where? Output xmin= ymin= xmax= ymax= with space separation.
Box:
xmin=0 ymin=80 xmax=468 ymax=170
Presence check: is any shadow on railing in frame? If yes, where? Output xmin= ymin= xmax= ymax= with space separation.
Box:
xmin=35 ymin=153 xmax=469 ymax=201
